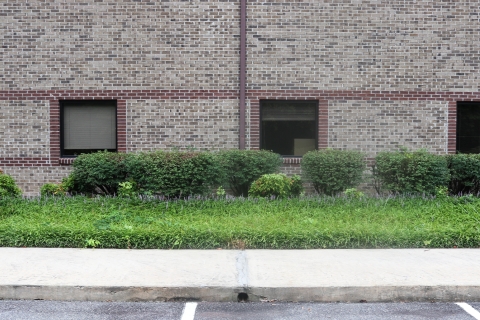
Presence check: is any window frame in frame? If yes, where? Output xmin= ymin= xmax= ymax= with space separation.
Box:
xmin=259 ymin=99 xmax=319 ymax=157
xmin=456 ymin=101 xmax=480 ymax=154
xmin=60 ymin=99 xmax=118 ymax=158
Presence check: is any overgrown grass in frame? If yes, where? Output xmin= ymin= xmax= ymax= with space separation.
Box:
xmin=0 ymin=195 xmax=479 ymax=249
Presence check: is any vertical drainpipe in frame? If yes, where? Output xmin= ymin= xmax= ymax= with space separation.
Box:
xmin=239 ymin=0 xmax=246 ymax=149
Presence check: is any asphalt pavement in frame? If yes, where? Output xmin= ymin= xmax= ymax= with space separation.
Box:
xmin=2 ymin=300 xmax=480 ymax=320
xmin=1 ymin=248 xmax=480 ymax=303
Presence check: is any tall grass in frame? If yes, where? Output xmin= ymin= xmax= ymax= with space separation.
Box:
xmin=0 ymin=195 xmax=479 ymax=249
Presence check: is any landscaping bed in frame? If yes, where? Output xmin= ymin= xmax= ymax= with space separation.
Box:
xmin=1 ymin=195 xmax=479 ymax=249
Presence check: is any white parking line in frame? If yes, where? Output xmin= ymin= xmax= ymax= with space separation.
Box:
xmin=456 ymin=302 xmax=480 ymax=319
xmin=181 ymin=302 xmax=198 ymax=320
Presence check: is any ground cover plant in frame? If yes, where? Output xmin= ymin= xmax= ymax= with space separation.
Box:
xmin=0 ymin=194 xmax=478 ymax=249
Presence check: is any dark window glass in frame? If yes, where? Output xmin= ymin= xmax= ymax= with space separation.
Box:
xmin=457 ymin=102 xmax=480 ymax=153
xmin=261 ymin=100 xmax=318 ymax=156
xmin=61 ymin=100 xmax=117 ymax=157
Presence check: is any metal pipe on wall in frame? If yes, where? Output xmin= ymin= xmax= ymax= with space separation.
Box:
xmin=239 ymin=0 xmax=246 ymax=149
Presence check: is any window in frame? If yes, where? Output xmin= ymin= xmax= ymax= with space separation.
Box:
xmin=61 ymin=100 xmax=117 ymax=157
xmin=457 ymin=101 xmax=480 ymax=153
xmin=260 ymin=100 xmax=318 ymax=156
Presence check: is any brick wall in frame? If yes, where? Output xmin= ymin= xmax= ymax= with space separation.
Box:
xmin=2 ymin=167 xmax=73 ymax=196
xmin=247 ymin=0 xmax=480 ymax=92
xmin=245 ymin=0 xmax=480 ymax=160
xmin=126 ymin=99 xmax=238 ymax=151
xmin=2 ymin=0 xmax=480 ymax=194
xmin=1 ymin=0 xmax=241 ymax=194
xmin=0 ymin=100 xmax=50 ymax=158
xmin=1 ymin=0 xmax=240 ymax=91
xmin=328 ymin=100 xmax=448 ymax=156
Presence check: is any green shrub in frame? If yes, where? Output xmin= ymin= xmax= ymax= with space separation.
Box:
xmin=302 ymin=149 xmax=366 ymax=195
xmin=249 ymin=173 xmax=303 ymax=198
xmin=344 ymin=188 xmax=365 ymax=198
xmin=40 ymin=183 xmax=65 ymax=196
xmin=216 ymin=186 xmax=226 ymax=197
xmin=124 ymin=151 xmax=222 ymax=197
xmin=217 ymin=150 xmax=283 ymax=196
xmin=446 ymin=153 xmax=480 ymax=195
xmin=289 ymin=175 xmax=304 ymax=197
xmin=71 ymin=151 xmax=129 ymax=195
xmin=0 ymin=171 xmax=22 ymax=197
xmin=60 ymin=175 xmax=76 ymax=194
xmin=374 ymin=148 xmax=450 ymax=195
xmin=118 ymin=181 xmax=138 ymax=198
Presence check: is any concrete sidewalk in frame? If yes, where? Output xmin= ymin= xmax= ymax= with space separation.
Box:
xmin=1 ymin=248 xmax=480 ymax=302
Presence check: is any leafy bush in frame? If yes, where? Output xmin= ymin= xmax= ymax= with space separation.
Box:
xmin=446 ymin=153 xmax=480 ymax=195
xmin=249 ymin=173 xmax=303 ymax=198
xmin=124 ymin=151 xmax=222 ymax=197
xmin=344 ymin=188 xmax=365 ymax=199
xmin=289 ymin=175 xmax=304 ymax=197
xmin=118 ymin=181 xmax=138 ymax=198
xmin=60 ymin=175 xmax=76 ymax=194
xmin=0 ymin=171 xmax=22 ymax=198
xmin=40 ymin=183 xmax=65 ymax=196
xmin=374 ymin=148 xmax=450 ymax=195
xmin=71 ymin=151 xmax=129 ymax=195
xmin=302 ymin=149 xmax=366 ymax=195
xmin=216 ymin=186 xmax=226 ymax=197
xmin=217 ymin=150 xmax=283 ymax=196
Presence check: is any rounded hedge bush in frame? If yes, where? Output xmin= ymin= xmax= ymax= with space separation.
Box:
xmin=374 ymin=148 xmax=450 ymax=195
xmin=216 ymin=150 xmax=283 ymax=196
xmin=302 ymin=149 xmax=366 ymax=195
xmin=70 ymin=151 xmax=130 ymax=195
xmin=124 ymin=151 xmax=222 ymax=198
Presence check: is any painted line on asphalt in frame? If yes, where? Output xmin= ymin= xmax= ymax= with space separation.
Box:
xmin=456 ymin=302 xmax=480 ymax=319
xmin=181 ymin=302 xmax=197 ymax=320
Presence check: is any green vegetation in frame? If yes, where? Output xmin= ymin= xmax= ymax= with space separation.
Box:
xmin=217 ymin=149 xmax=283 ymax=196
xmin=0 ymin=171 xmax=22 ymax=198
xmin=124 ymin=151 xmax=222 ymax=197
xmin=62 ymin=148 xmax=480 ymax=198
xmin=249 ymin=173 xmax=303 ymax=198
xmin=302 ymin=149 xmax=366 ymax=195
xmin=5 ymin=147 xmax=480 ymax=250
xmin=0 ymin=195 xmax=478 ymax=249
xmin=374 ymin=148 xmax=450 ymax=195
xmin=71 ymin=151 xmax=129 ymax=195
xmin=40 ymin=183 xmax=66 ymax=197
xmin=446 ymin=153 xmax=480 ymax=195
xmin=67 ymin=150 xmax=282 ymax=198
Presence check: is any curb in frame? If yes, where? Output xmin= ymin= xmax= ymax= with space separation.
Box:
xmin=2 ymin=285 xmax=480 ymax=302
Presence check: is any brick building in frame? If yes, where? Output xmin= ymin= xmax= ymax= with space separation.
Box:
xmin=1 ymin=0 xmax=480 ymax=195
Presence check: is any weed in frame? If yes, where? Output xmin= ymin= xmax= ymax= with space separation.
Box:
xmin=85 ymin=239 xmax=101 ymax=248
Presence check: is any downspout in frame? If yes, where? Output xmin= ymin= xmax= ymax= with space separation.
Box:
xmin=239 ymin=0 xmax=246 ymax=149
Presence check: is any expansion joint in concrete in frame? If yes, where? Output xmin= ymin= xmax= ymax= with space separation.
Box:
xmin=235 ymin=250 xmax=249 ymax=289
